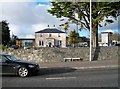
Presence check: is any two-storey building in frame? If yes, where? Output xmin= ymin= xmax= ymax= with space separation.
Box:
xmin=35 ymin=28 xmax=66 ymax=48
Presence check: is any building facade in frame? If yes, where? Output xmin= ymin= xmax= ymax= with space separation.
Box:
xmin=35 ymin=28 xmax=66 ymax=48
xmin=16 ymin=38 xmax=35 ymax=48
xmin=101 ymin=32 xmax=113 ymax=46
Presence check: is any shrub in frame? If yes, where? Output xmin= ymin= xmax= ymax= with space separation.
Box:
xmin=0 ymin=44 xmax=8 ymax=50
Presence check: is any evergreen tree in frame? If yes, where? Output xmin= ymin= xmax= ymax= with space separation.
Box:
xmin=0 ymin=20 xmax=10 ymax=46
xmin=68 ymin=30 xmax=79 ymax=47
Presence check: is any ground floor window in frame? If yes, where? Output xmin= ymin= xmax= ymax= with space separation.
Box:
xmin=25 ymin=42 xmax=32 ymax=46
xmin=56 ymin=40 xmax=62 ymax=47
xmin=39 ymin=40 xmax=44 ymax=46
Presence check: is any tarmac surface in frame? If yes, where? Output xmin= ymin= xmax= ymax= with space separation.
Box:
xmin=1 ymin=59 xmax=118 ymax=87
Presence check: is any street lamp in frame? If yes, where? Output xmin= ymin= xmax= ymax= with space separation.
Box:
xmin=90 ymin=0 xmax=92 ymax=61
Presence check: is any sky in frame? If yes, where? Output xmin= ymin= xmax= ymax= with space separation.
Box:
xmin=0 ymin=1 xmax=119 ymax=39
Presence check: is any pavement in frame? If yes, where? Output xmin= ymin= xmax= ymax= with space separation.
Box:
xmin=40 ymin=59 xmax=118 ymax=69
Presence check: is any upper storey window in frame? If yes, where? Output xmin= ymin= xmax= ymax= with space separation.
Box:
xmin=40 ymin=33 xmax=43 ymax=37
xmin=58 ymin=33 xmax=60 ymax=37
xmin=49 ymin=33 xmax=52 ymax=37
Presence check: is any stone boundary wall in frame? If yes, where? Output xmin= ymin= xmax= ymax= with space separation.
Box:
xmin=1 ymin=47 xmax=119 ymax=64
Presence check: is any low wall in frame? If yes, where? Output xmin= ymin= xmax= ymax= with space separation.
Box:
xmin=1 ymin=47 xmax=119 ymax=64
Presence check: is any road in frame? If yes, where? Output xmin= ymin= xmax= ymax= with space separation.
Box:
xmin=2 ymin=67 xmax=118 ymax=87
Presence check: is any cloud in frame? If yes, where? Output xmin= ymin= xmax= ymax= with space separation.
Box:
xmin=104 ymin=29 xmax=114 ymax=33
xmin=1 ymin=2 xmax=69 ymax=38
xmin=1 ymin=2 xmax=88 ymax=38
xmin=0 ymin=0 xmax=37 ymax=2
xmin=1 ymin=2 xmax=119 ymax=38
xmin=34 ymin=4 xmax=62 ymax=26
xmin=99 ymin=16 xmax=119 ymax=31
xmin=1 ymin=2 xmax=40 ymax=25
xmin=32 ymin=23 xmax=48 ymax=32
xmin=9 ymin=24 xmax=22 ymax=36
xmin=25 ymin=34 xmax=35 ymax=38
xmin=0 ymin=3 xmax=2 ymax=19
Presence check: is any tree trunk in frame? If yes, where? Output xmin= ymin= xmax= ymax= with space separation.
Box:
xmin=92 ymin=2 xmax=99 ymax=47
xmin=92 ymin=25 xmax=98 ymax=47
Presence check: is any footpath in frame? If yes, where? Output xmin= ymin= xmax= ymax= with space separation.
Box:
xmin=40 ymin=59 xmax=118 ymax=69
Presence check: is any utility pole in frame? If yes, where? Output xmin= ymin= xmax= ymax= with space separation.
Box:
xmin=90 ymin=0 xmax=92 ymax=61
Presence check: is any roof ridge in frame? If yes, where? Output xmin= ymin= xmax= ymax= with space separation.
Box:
xmin=35 ymin=28 xmax=65 ymax=33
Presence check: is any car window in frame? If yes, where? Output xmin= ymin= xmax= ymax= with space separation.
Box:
xmin=0 ymin=58 xmax=2 ymax=62
xmin=0 ymin=55 xmax=7 ymax=62
xmin=5 ymin=55 xmax=19 ymax=61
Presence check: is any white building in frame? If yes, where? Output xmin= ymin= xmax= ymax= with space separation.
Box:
xmin=101 ymin=32 xmax=113 ymax=46
xmin=35 ymin=28 xmax=66 ymax=48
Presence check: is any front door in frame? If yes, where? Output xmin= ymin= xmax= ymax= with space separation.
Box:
xmin=46 ymin=39 xmax=55 ymax=47
xmin=48 ymin=42 xmax=52 ymax=47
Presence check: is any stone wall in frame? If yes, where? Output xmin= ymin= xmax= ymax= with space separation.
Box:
xmin=1 ymin=47 xmax=119 ymax=64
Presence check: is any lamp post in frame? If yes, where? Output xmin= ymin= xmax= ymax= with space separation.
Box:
xmin=90 ymin=0 xmax=92 ymax=61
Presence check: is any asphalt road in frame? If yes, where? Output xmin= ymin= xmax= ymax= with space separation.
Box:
xmin=2 ymin=67 xmax=118 ymax=87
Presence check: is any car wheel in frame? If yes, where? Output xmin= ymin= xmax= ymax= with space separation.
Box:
xmin=18 ymin=66 xmax=29 ymax=77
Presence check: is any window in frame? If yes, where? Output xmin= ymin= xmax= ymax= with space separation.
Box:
xmin=56 ymin=40 xmax=62 ymax=47
xmin=39 ymin=40 xmax=44 ymax=46
xmin=25 ymin=42 xmax=28 ymax=47
xmin=39 ymin=41 xmax=41 ymax=46
xmin=5 ymin=55 xmax=19 ymax=61
xmin=49 ymin=34 xmax=52 ymax=37
xmin=0 ymin=56 xmax=7 ymax=62
xmin=60 ymin=40 xmax=62 ymax=46
xmin=40 ymin=33 xmax=43 ymax=37
xmin=58 ymin=33 xmax=60 ymax=37
xmin=56 ymin=40 xmax=59 ymax=46
xmin=0 ymin=56 xmax=2 ymax=62
xmin=42 ymin=41 xmax=44 ymax=46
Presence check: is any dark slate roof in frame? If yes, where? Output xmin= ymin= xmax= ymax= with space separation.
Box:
xmin=35 ymin=28 xmax=65 ymax=33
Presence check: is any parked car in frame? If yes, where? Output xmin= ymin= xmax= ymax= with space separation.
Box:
xmin=66 ymin=45 xmax=72 ymax=48
xmin=10 ymin=45 xmax=19 ymax=49
xmin=0 ymin=54 xmax=39 ymax=77
xmin=23 ymin=46 xmax=31 ymax=49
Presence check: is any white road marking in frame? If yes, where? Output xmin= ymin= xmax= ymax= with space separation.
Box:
xmin=46 ymin=77 xmax=76 ymax=80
